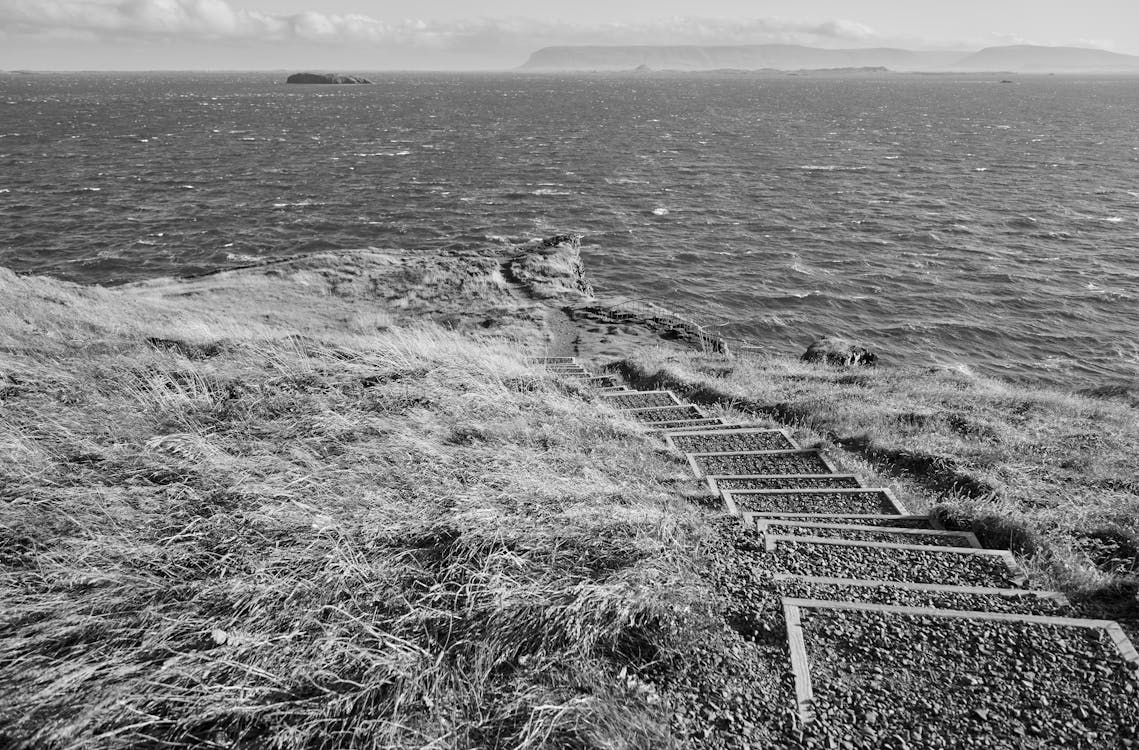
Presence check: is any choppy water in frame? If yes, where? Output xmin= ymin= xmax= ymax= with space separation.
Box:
xmin=2 ymin=71 xmax=1137 ymax=391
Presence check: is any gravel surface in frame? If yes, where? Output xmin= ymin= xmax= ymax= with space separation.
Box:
xmin=655 ymin=418 xmax=728 ymax=430
xmin=671 ymin=431 xmax=796 ymax=454
xmin=776 ymin=579 xmax=1070 ymax=616
xmin=695 ymin=452 xmax=831 ymax=476
xmin=772 ymin=538 xmax=1020 ymax=587
xmin=715 ymin=476 xmax=864 ymax=491
xmin=602 ymin=391 xmax=678 ymax=409
xmin=749 ymin=514 xmax=931 ymax=528
xmin=647 ymin=518 xmax=798 ymax=748
xmin=632 ymin=405 xmax=705 ymax=423
xmin=762 ymin=523 xmax=974 ymax=547
xmin=797 ymin=607 xmax=1139 ymax=749
xmin=732 ymin=490 xmax=897 ymax=515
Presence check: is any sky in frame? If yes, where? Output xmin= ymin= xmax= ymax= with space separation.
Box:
xmin=1 ymin=0 xmax=1138 ymax=70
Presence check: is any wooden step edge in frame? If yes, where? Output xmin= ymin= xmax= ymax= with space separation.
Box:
xmin=706 ymin=473 xmax=866 ymax=494
xmin=687 ymin=449 xmax=839 ymax=479
xmin=765 ymin=534 xmax=1029 ymax=587
xmin=662 ymin=427 xmax=799 ymax=453
xmin=755 ymin=520 xmax=981 ymax=548
xmin=598 ymin=390 xmax=682 ymax=406
xmin=721 ymin=486 xmax=907 ymax=517
xmin=771 ymin=573 xmax=1069 ymax=604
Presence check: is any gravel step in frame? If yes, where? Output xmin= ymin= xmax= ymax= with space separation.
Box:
xmin=767 ymin=536 xmax=1029 ymax=588
xmin=756 ymin=520 xmax=980 ymax=548
xmin=687 ymin=449 xmax=838 ymax=478
xmin=707 ymin=474 xmax=865 ymax=494
xmin=784 ymin=598 xmax=1139 ymax=744
xmin=722 ymin=488 xmax=904 ymax=516
xmin=599 ymin=390 xmax=682 ymax=409
xmin=664 ymin=428 xmax=798 ymax=455
xmin=625 ymin=404 xmax=706 ymax=423
xmin=598 ymin=386 xmax=632 ymax=393
xmin=742 ymin=512 xmax=932 ymax=528
xmin=528 ymin=356 xmax=576 ymax=364
xmin=772 ymin=574 xmax=1070 ymax=615
xmin=646 ymin=418 xmax=730 ymax=431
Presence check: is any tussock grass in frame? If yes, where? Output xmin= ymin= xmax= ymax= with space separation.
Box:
xmin=0 ymin=269 xmax=708 ymax=748
xmin=619 ymin=349 xmax=1139 ymax=599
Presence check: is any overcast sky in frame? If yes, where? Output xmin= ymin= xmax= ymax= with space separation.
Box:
xmin=2 ymin=0 xmax=1137 ymax=70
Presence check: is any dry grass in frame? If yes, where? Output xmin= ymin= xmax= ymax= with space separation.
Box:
xmin=618 ymin=349 xmax=1139 ymax=599
xmin=0 ymin=268 xmax=709 ymax=749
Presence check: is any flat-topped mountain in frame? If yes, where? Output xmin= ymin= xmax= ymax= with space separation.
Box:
xmin=522 ymin=45 xmax=965 ymax=72
xmin=521 ymin=44 xmax=1139 ymax=73
xmin=286 ymin=73 xmax=373 ymax=84
xmin=955 ymin=45 xmax=1139 ymax=72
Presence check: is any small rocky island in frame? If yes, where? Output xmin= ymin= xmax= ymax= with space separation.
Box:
xmin=285 ymin=73 xmax=373 ymax=85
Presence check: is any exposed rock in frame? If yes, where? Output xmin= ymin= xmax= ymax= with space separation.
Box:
xmin=286 ymin=73 xmax=373 ymax=85
xmin=802 ymin=336 xmax=878 ymax=367
xmin=508 ymin=235 xmax=594 ymax=301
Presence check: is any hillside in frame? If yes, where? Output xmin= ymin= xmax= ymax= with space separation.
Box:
xmin=2 ymin=238 xmax=1137 ymax=747
xmin=955 ymin=44 xmax=1139 ymax=72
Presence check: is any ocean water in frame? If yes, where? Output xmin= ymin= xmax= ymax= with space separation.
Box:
xmin=1 ymin=71 xmax=1137 ymax=391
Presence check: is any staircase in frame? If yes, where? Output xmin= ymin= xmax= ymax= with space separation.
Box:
xmin=532 ymin=356 xmax=1139 ymax=748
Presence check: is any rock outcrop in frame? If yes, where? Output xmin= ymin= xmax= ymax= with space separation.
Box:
xmin=286 ymin=73 xmax=373 ymax=85
xmin=802 ymin=337 xmax=878 ymax=367
xmin=508 ymin=235 xmax=594 ymax=301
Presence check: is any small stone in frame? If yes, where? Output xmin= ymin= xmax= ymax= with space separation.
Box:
xmin=972 ymin=708 xmax=990 ymax=721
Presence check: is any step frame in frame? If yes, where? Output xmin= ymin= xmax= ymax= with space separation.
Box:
xmin=687 ymin=449 xmax=839 ymax=479
xmin=755 ymin=519 xmax=982 ymax=548
xmin=782 ymin=596 xmax=1139 ymax=725
xmin=743 ymin=511 xmax=934 ymax=528
xmin=646 ymin=418 xmax=731 ymax=432
xmin=624 ymin=404 xmax=707 ymax=422
xmin=772 ymin=573 xmax=1070 ymax=604
xmin=765 ymin=534 xmax=1029 ymax=587
xmin=722 ymin=486 xmax=904 ymax=516
xmin=598 ymin=390 xmax=682 ymax=408
xmin=706 ymin=473 xmax=866 ymax=494
xmin=663 ymin=427 xmax=799 ymax=454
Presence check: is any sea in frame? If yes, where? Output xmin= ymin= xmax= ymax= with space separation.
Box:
xmin=1 ymin=71 xmax=1137 ymax=392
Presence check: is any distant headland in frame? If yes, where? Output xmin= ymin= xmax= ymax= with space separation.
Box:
xmin=520 ymin=44 xmax=1139 ymax=74
xmin=285 ymin=73 xmax=373 ymax=84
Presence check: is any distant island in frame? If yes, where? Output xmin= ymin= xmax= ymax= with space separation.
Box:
xmin=285 ymin=73 xmax=373 ymax=84
xmin=521 ymin=44 xmax=1139 ymax=74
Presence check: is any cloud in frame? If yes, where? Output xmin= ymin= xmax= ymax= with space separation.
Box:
xmin=0 ymin=0 xmax=884 ymax=50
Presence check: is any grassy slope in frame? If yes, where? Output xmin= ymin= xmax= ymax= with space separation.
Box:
xmin=619 ymin=349 xmax=1139 ymax=599
xmin=5 ymin=248 xmax=1137 ymax=747
xmin=0 ymin=266 xmax=712 ymax=748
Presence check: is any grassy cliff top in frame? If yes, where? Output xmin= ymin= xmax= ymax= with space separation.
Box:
xmin=3 ymin=242 xmax=1137 ymax=747
xmin=0 ymin=250 xmax=718 ymax=747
